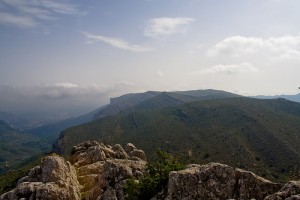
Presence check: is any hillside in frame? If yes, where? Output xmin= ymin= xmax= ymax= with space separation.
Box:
xmin=54 ymin=97 xmax=300 ymax=182
xmin=0 ymin=120 xmax=46 ymax=173
xmin=93 ymin=89 xmax=239 ymax=119
xmin=24 ymin=90 xmax=239 ymax=141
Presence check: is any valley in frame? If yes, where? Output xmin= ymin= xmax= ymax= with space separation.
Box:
xmin=1 ymin=89 xmax=300 ymax=195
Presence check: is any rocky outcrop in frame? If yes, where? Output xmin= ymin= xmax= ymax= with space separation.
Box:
xmin=71 ymin=141 xmax=147 ymax=200
xmin=166 ymin=163 xmax=283 ymax=200
xmin=264 ymin=181 xmax=300 ymax=200
xmin=2 ymin=141 xmax=300 ymax=200
xmin=0 ymin=141 xmax=147 ymax=200
xmin=0 ymin=155 xmax=81 ymax=200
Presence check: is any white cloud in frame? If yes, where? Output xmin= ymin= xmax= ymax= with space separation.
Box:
xmin=207 ymin=35 xmax=300 ymax=60
xmin=39 ymin=1 xmax=82 ymax=15
xmin=0 ymin=82 xmax=141 ymax=117
xmin=202 ymin=63 xmax=258 ymax=75
xmin=0 ymin=12 xmax=36 ymax=28
xmin=52 ymin=82 xmax=78 ymax=88
xmin=157 ymin=70 xmax=164 ymax=77
xmin=83 ymin=32 xmax=154 ymax=52
xmin=144 ymin=17 xmax=194 ymax=37
xmin=0 ymin=0 xmax=82 ymax=28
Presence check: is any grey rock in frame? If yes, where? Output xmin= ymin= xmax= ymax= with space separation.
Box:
xmin=124 ymin=143 xmax=137 ymax=154
xmin=167 ymin=163 xmax=236 ymax=200
xmin=129 ymin=149 xmax=146 ymax=161
xmin=1 ymin=155 xmax=81 ymax=200
xmin=112 ymin=144 xmax=130 ymax=160
xmin=265 ymin=181 xmax=300 ymax=200
xmin=166 ymin=162 xmax=282 ymax=200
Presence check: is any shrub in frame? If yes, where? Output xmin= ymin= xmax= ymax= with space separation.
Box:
xmin=124 ymin=149 xmax=185 ymax=200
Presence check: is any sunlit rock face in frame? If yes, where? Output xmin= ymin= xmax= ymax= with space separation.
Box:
xmin=0 ymin=141 xmax=147 ymax=200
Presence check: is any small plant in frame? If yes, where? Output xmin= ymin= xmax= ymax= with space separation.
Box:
xmin=124 ymin=149 xmax=185 ymax=200
xmin=48 ymin=152 xmax=60 ymax=157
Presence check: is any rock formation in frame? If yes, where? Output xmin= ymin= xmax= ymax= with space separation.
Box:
xmin=0 ymin=141 xmax=146 ymax=200
xmin=70 ymin=141 xmax=146 ymax=200
xmin=2 ymin=141 xmax=300 ymax=200
xmin=0 ymin=155 xmax=81 ymax=200
xmin=166 ymin=163 xmax=283 ymax=200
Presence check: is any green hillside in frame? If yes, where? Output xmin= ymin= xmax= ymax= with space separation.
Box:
xmin=93 ymin=90 xmax=239 ymax=119
xmin=55 ymin=97 xmax=300 ymax=182
xmin=0 ymin=120 xmax=47 ymax=173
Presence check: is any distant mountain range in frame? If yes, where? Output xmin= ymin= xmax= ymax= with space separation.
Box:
xmin=253 ymin=93 xmax=300 ymax=102
xmin=53 ymin=90 xmax=300 ymax=182
xmin=22 ymin=90 xmax=240 ymax=139
xmin=2 ymin=89 xmax=300 ymax=182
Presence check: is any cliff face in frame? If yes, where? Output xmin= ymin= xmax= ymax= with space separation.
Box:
xmin=1 ymin=141 xmax=300 ymax=200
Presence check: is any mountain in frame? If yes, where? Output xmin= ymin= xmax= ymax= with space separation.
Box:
xmin=0 ymin=120 xmax=47 ymax=173
xmin=54 ymin=96 xmax=300 ymax=182
xmin=93 ymin=89 xmax=240 ymax=119
xmin=27 ymin=89 xmax=238 ymax=142
xmin=26 ymin=105 xmax=107 ymax=139
xmin=93 ymin=91 xmax=160 ymax=119
xmin=254 ymin=93 xmax=300 ymax=103
xmin=0 ymin=112 xmax=30 ymax=130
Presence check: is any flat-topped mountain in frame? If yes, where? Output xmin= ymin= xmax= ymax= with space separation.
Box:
xmin=54 ymin=95 xmax=300 ymax=182
xmin=93 ymin=89 xmax=240 ymax=120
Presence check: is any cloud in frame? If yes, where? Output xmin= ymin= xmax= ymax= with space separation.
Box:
xmin=207 ymin=35 xmax=300 ymax=60
xmin=202 ymin=63 xmax=258 ymax=75
xmin=144 ymin=17 xmax=194 ymax=37
xmin=0 ymin=82 xmax=141 ymax=121
xmin=83 ymin=32 xmax=154 ymax=52
xmin=0 ymin=0 xmax=82 ymax=28
xmin=0 ymin=12 xmax=36 ymax=28
xmin=52 ymin=82 xmax=78 ymax=88
xmin=157 ymin=70 xmax=164 ymax=77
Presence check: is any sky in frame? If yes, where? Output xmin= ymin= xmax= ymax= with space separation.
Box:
xmin=1 ymin=0 xmax=300 ymax=120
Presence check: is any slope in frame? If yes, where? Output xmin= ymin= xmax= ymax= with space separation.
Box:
xmin=0 ymin=120 xmax=46 ymax=173
xmin=55 ymin=97 xmax=300 ymax=182
xmin=93 ymin=89 xmax=239 ymax=119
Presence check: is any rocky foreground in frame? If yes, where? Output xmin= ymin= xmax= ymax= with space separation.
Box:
xmin=1 ymin=141 xmax=300 ymax=200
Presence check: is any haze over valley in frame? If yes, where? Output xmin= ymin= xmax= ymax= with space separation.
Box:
xmin=1 ymin=0 xmax=300 ymax=199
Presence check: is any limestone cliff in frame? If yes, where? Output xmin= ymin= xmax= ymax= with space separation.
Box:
xmin=1 ymin=141 xmax=300 ymax=200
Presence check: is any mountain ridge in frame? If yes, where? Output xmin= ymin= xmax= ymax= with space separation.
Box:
xmin=54 ymin=96 xmax=300 ymax=181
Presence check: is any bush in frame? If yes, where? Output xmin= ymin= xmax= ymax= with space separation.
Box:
xmin=124 ymin=150 xmax=185 ymax=200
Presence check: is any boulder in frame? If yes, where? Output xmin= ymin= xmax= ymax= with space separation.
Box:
xmin=265 ymin=181 xmax=300 ymax=200
xmin=234 ymin=168 xmax=282 ymax=200
xmin=0 ymin=155 xmax=81 ymax=200
xmin=166 ymin=163 xmax=282 ymax=200
xmin=167 ymin=163 xmax=236 ymax=200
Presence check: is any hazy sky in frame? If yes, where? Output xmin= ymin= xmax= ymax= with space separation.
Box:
xmin=1 ymin=0 xmax=300 ymax=118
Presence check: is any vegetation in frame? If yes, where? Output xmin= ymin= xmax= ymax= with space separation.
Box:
xmin=0 ymin=120 xmax=49 ymax=174
xmin=58 ymin=97 xmax=300 ymax=182
xmin=0 ymin=154 xmax=43 ymax=194
xmin=124 ymin=150 xmax=185 ymax=200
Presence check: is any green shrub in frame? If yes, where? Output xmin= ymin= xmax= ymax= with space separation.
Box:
xmin=124 ymin=150 xmax=185 ymax=200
